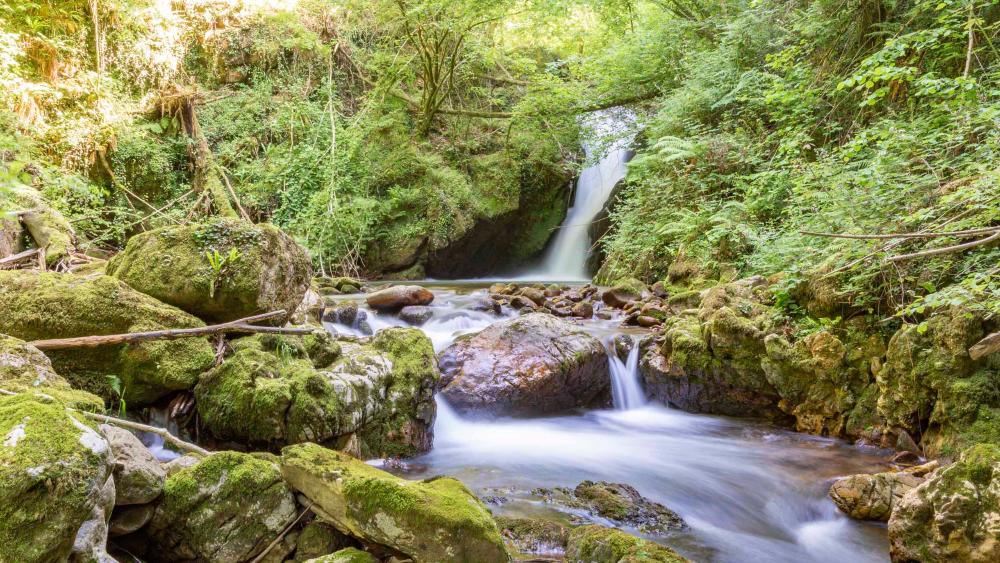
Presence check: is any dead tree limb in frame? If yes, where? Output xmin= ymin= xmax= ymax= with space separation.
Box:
xmin=887 ymin=231 xmax=1000 ymax=262
xmin=970 ymin=331 xmax=1000 ymax=361
xmin=0 ymin=248 xmax=41 ymax=267
xmin=802 ymin=226 xmax=1000 ymax=240
xmin=28 ymin=310 xmax=304 ymax=350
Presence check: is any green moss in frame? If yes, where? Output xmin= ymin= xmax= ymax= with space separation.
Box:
xmin=305 ymin=547 xmax=378 ymax=563
xmin=0 ymin=271 xmax=214 ymax=405
xmin=0 ymin=392 xmax=110 ymax=563
xmin=0 ymin=335 xmax=104 ymax=411
xmin=565 ymin=525 xmax=688 ymax=562
xmin=107 ymin=219 xmax=312 ymax=324
xmin=294 ymin=520 xmax=353 ymax=561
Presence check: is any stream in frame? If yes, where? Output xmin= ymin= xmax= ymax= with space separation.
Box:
xmin=322 ymin=281 xmax=893 ymax=563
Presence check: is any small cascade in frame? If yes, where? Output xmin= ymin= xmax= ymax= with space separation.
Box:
xmin=142 ymin=407 xmax=181 ymax=462
xmin=607 ymin=337 xmax=645 ymax=410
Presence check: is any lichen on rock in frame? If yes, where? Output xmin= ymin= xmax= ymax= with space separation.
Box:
xmin=107 ymin=218 xmax=312 ymax=324
xmin=281 ymin=443 xmax=510 ymax=563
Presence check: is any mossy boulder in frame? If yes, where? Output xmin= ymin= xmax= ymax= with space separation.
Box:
xmin=146 ymin=451 xmax=298 ymax=562
xmin=877 ymin=309 xmax=995 ymax=457
xmin=495 ymin=516 xmax=570 ymax=558
xmin=565 ymin=524 xmax=689 ymax=562
xmin=889 ymin=444 xmax=1000 ymax=562
xmin=0 ymin=271 xmax=214 ymax=405
xmin=107 ymin=219 xmax=312 ymax=324
xmin=0 ymin=334 xmax=104 ymax=410
xmin=0 ymin=392 xmax=113 ymax=563
xmin=2 ymin=185 xmax=76 ymax=267
xmin=303 ymin=547 xmax=378 ymax=563
xmin=281 ymin=443 xmax=510 ymax=563
xmin=196 ymin=329 xmax=438 ymax=457
xmin=293 ymin=520 xmax=356 ymax=562
xmin=572 ymin=481 xmax=686 ymax=535
xmin=439 ymin=313 xmax=610 ymax=417
xmin=601 ymin=278 xmax=648 ymax=308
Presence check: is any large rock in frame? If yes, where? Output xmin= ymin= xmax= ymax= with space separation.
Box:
xmin=439 ymin=313 xmax=610 ymax=417
xmin=0 ymin=334 xmax=104 ymax=410
xmin=196 ymin=329 xmax=439 ymax=457
xmin=281 ymin=443 xmax=510 ymax=563
xmin=146 ymin=451 xmax=298 ymax=562
xmin=304 ymin=548 xmax=378 ymax=563
xmin=601 ymin=278 xmax=647 ymax=308
xmin=495 ymin=516 xmax=569 ymax=558
xmin=1 ymin=185 xmax=76 ymax=267
xmin=572 ymin=480 xmax=686 ymax=534
xmin=101 ymin=424 xmax=166 ymax=505
xmin=565 ymin=525 xmax=688 ymax=562
xmin=365 ymin=285 xmax=434 ymax=311
xmin=0 ymin=393 xmax=113 ymax=563
xmin=889 ymin=444 xmax=1000 ymax=562
xmin=829 ymin=467 xmax=931 ymax=522
xmin=0 ymin=271 xmax=215 ymax=405
xmin=107 ymin=219 xmax=312 ymax=324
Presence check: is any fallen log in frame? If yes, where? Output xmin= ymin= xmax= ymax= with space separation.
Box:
xmin=970 ymin=331 xmax=1000 ymax=361
xmin=28 ymin=310 xmax=314 ymax=350
xmin=0 ymin=247 xmax=40 ymax=267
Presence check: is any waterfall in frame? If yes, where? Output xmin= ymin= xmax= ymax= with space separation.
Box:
xmin=608 ymin=338 xmax=645 ymax=410
xmin=527 ymin=112 xmax=634 ymax=281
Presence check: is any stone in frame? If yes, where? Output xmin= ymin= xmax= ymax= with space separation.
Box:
xmin=440 ymin=313 xmax=610 ymax=417
xmin=601 ymin=278 xmax=647 ymax=308
xmin=889 ymin=444 xmax=1000 ymax=562
xmin=518 ymin=287 xmax=546 ymax=306
xmin=107 ymin=219 xmax=312 ymax=324
xmin=0 ymin=393 xmax=113 ymax=563
xmin=470 ymin=295 xmax=501 ymax=314
xmin=565 ymin=525 xmax=689 ymax=562
xmin=294 ymin=520 xmax=355 ymax=561
xmin=281 ymin=443 xmax=510 ymax=563
xmin=196 ymin=329 xmax=439 ymax=457
xmin=2 ymin=185 xmax=76 ymax=267
xmin=496 ymin=516 xmax=569 ymax=558
xmin=0 ymin=334 xmax=105 ymax=410
xmin=571 ymin=301 xmax=593 ymax=318
xmin=637 ymin=315 xmax=660 ymax=327
xmin=572 ymin=481 xmax=686 ymax=534
xmin=146 ymin=451 xmax=298 ymax=563
xmin=101 ymin=424 xmax=166 ymax=505
xmin=293 ymin=289 xmax=325 ymax=324
xmin=365 ymin=285 xmax=434 ymax=311
xmin=0 ymin=271 xmax=215 ymax=406
xmin=70 ymin=469 xmax=116 ymax=563
xmin=109 ymin=504 xmax=155 ymax=536
xmin=399 ymin=305 xmax=434 ymax=325
xmin=304 ymin=548 xmax=379 ymax=563
xmin=829 ymin=470 xmax=924 ymax=522
xmin=510 ymin=295 xmax=535 ymax=310
xmin=322 ymin=301 xmax=360 ymax=326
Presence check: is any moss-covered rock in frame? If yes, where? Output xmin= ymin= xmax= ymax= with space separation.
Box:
xmin=572 ymin=481 xmax=686 ymax=535
xmin=0 ymin=334 xmax=104 ymax=410
xmin=107 ymin=219 xmax=312 ymax=324
xmin=281 ymin=443 xmax=510 ymax=563
xmin=293 ymin=520 xmax=356 ymax=562
xmin=877 ymin=309 xmax=995 ymax=457
xmin=601 ymin=278 xmax=648 ymax=308
xmin=196 ymin=328 xmax=438 ymax=457
xmin=0 ymin=392 xmax=113 ymax=563
xmin=829 ymin=469 xmax=927 ymax=522
xmin=303 ymin=547 xmax=378 ymax=563
xmin=564 ymin=524 xmax=689 ymax=562
xmin=0 ymin=271 xmax=214 ymax=405
xmin=889 ymin=444 xmax=1000 ymax=562
xmin=146 ymin=451 xmax=298 ymax=562
xmin=2 ymin=185 xmax=76 ymax=267
xmin=495 ymin=516 xmax=569 ymax=558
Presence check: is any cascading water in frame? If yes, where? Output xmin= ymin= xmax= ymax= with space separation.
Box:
xmin=527 ymin=113 xmax=633 ymax=281
xmin=607 ymin=337 xmax=645 ymax=410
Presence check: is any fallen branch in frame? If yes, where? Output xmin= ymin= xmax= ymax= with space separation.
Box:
xmin=970 ymin=331 xmax=1000 ymax=361
xmin=0 ymin=388 xmax=210 ymax=456
xmin=802 ymin=226 xmax=1000 ymax=240
xmin=249 ymin=502 xmax=313 ymax=563
xmin=29 ymin=310 xmax=296 ymax=350
xmin=0 ymin=248 xmax=41 ymax=267
xmin=887 ymin=230 xmax=1000 ymax=262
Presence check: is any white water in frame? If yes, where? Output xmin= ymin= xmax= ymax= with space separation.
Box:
xmin=607 ymin=337 xmax=646 ymax=410
xmin=527 ymin=116 xmax=633 ymax=281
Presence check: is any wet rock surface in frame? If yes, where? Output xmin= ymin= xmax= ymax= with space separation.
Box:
xmin=365 ymin=285 xmax=434 ymax=311
xmin=439 ymin=313 xmax=610 ymax=417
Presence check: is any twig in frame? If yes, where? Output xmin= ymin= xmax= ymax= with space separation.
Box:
xmin=0 ymin=388 xmax=210 ymax=456
xmin=886 ymin=230 xmax=1000 ymax=262
xmin=0 ymin=248 xmax=41 ymax=266
xmin=249 ymin=502 xmax=313 ymax=563
xmin=29 ymin=310 xmax=290 ymax=350
xmin=802 ymin=226 xmax=1000 ymax=240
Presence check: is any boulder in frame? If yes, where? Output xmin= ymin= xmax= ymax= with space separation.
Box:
xmin=889 ymin=444 xmax=1000 ymax=562
xmin=470 ymin=295 xmax=501 ymax=314
xmin=304 ymin=548 xmax=378 ymax=563
xmin=109 ymin=504 xmax=155 ymax=536
xmin=601 ymin=278 xmax=647 ymax=309
xmin=146 ymin=451 xmax=298 ymax=562
xmin=439 ymin=313 xmax=610 ymax=417
xmin=0 ymin=271 xmax=215 ymax=405
xmin=572 ymin=481 xmax=686 ymax=534
xmin=281 ymin=443 xmax=510 ymax=563
xmin=399 ymin=305 xmax=434 ymax=326
xmin=294 ymin=520 xmax=356 ymax=561
xmin=365 ymin=285 xmax=434 ymax=311
xmin=196 ymin=329 xmax=438 ymax=457
xmin=0 ymin=393 xmax=113 ymax=563
xmin=107 ymin=219 xmax=312 ymax=324
xmin=496 ymin=516 xmax=569 ymax=558
xmin=518 ymin=287 xmax=546 ymax=306
xmin=292 ymin=288 xmax=325 ymax=325
xmin=829 ymin=470 xmax=926 ymax=522
xmin=322 ymin=301 xmax=360 ymax=326
xmin=571 ymin=301 xmax=593 ymax=318
xmin=565 ymin=525 xmax=688 ymax=562
xmin=101 ymin=424 xmax=166 ymax=505
xmin=2 ymin=185 xmax=76 ymax=267
xmin=0 ymin=334 xmax=104 ymax=410
xmin=70 ymin=467 xmax=116 ymax=563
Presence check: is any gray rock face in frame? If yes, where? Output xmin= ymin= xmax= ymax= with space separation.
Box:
xmin=70 ymin=473 xmax=116 ymax=563
xmin=101 ymin=425 xmax=166 ymax=505
xmin=439 ymin=313 xmax=611 ymax=417
xmin=399 ymin=305 xmax=434 ymax=325
xmin=365 ymin=285 xmax=434 ymax=311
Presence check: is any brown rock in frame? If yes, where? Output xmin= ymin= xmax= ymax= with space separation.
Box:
xmin=365 ymin=285 xmax=434 ymax=311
